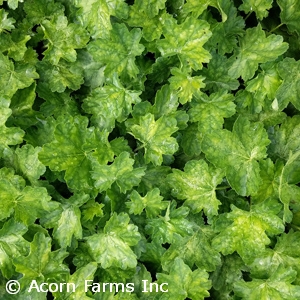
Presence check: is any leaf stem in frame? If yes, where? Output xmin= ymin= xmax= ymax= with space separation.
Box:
xmin=269 ymin=23 xmax=284 ymax=33
xmin=244 ymin=11 xmax=252 ymax=21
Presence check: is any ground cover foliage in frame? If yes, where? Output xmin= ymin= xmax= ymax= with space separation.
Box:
xmin=1 ymin=0 xmax=300 ymax=299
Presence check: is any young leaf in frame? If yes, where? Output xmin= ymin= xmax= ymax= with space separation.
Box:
xmin=126 ymin=188 xmax=168 ymax=218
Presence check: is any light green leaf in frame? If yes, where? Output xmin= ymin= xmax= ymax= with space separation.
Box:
xmin=126 ymin=188 xmax=168 ymax=218
xmin=167 ymin=160 xmax=223 ymax=216
xmin=128 ymin=113 xmax=178 ymax=166
xmin=168 ymin=67 xmax=205 ymax=104
xmin=249 ymin=231 xmax=300 ymax=284
xmin=207 ymin=2 xmax=244 ymax=54
xmin=87 ymin=213 xmax=141 ymax=269
xmin=14 ymin=233 xmax=69 ymax=286
xmin=239 ymin=0 xmax=273 ymax=20
xmin=202 ymin=52 xmax=240 ymax=91
xmin=182 ymin=0 xmax=227 ymax=21
xmin=37 ymin=59 xmax=84 ymax=93
xmin=87 ymin=23 xmax=144 ymax=79
xmin=161 ymin=228 xmax=221 ymax=272
xmin=0 ymin=219 xmax=29 ymax=278
xmin=276 ymin=57 xmax=300 ymax=110
xmin=228 ymin=25 xmax=288 ymax=81
xmin=41 ymin=14 xmax=89 ymax=65
xmin=53 ymin=263 xmax=97 ymax=300
xmin=157 ymin=258 xmax=211 ymax=300
xmin=277 ymin=0 xmax=300 ymax=34
xmin=39 ymin=114 xmax=113 ymax=191
xmin=145 ymin=201 xmax=194 ymax=244
xmin=234 ymin=266 xmax=300 ymax=299
xmin=202 ymin=116 xmax=270 ymax=196
xmin=133 ymin=0 xmax=167 ymax=18
xmin=212 ymin=199 xmax=285 ymax=262
xmin=127 ymin=6 xmax=166 ymax=42
xmin=189 ymin=90 xmax=236 ymax=133
xmin=0 ymin=9 xmax=15 ymax=33
xmin=0 ymin=53 xmax=39 ymax=98
xmin=91 ymin=152 xmax=145 ymax=193
xmin=82 ymin=74 xmax=141 ymax=132
xmin=0 ymin=168 xmax=52 ymax=225
xmin=157 ymin=16 xmax=212 ymax=70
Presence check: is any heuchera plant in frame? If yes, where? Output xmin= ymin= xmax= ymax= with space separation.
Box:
xmin=1 ymin=0 xmax=300 ymax=299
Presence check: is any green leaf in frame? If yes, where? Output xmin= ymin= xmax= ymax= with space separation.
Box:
xmin=86 ymin=213 xmax=141 ymax=269
xmin=207 ymin=2 xmax=244 ymax=54
xmin=157 ymin=258 xmax=211 ymax=300
xmin=0 ymin=99 xmax=24 ymax=156
xmin=132 ymin=0 xmax=167 ymax=18
xmin=37 ymin=59 xmax=84 ymax=93
xmin=228 ymin=25 xmax=288 ymax=81
xmin=168 ymin=67 xmax=205 ymax=104
xmin=0 ymin=53 xmax=39 ymax=98
xmin=182 ymin=0 xmax=227 ymax=21
xmin=43 ymin=194 xmax=90 ymax=248
xmin=126 ymin=188 xmax=168 ymax=218
xmin=127 ymin=6 xmax=166 ymax=42
xmin=6 ymin=144 xmax=46 ymax=184
xmin=211 ymin=254 xmax=248 ymax=299
xmin=157 ymin=16 xmax=212 ymax=70
xmin=14 ymin=232 xmax=69 ymax=285
xmin=234 ymin=266 xmax=300 ymax=299
xmin=277 ymin=0 xmax=300 ymax=34
xmin=249 ymin=231 xmax=300 ymax=284
xmin=91 ymin=151 xmax=145 ymax=193
xmin=0 ymin=9 xmax=15 ymax=33
xmin=239 ymin=0 xmax=273 ymax=20
xmin=53 ymin=263 xmax=98 ymax=300
xmin=82 ymin=74 xmax=142 ymax=132
xmin=167 ymin=160 xmax=223 ymax=216
xmin=41 ymin=14 xmax=89 ymax=65
xmin=39 ymin=114 xmax=114 ymax=191
xmin=145 ymin=201 xmax=194 ymax=244
xmin=202 ymin=52 xmax=240 ymax=91
xmin=87 ymin=23 xmax=144 ymax=79
xmin=0 ymin=168 xmax=53 ymax=225
xmin=161 ymin=227 xmax=221 ymax=272
xmin=0 ymin=219 xmax=29 ymax=278
xmin=128 ymin=113 xmax=178 ymax=166
xmin=212 ymin=199 xmax=285 ymax=262
xmin=189 ymin=90 xmax=236 ymax=133
xmin=202 ymin=116 xmax=270 ymax=196
xmin=276 ymin=57 xmax=300 ymax=110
